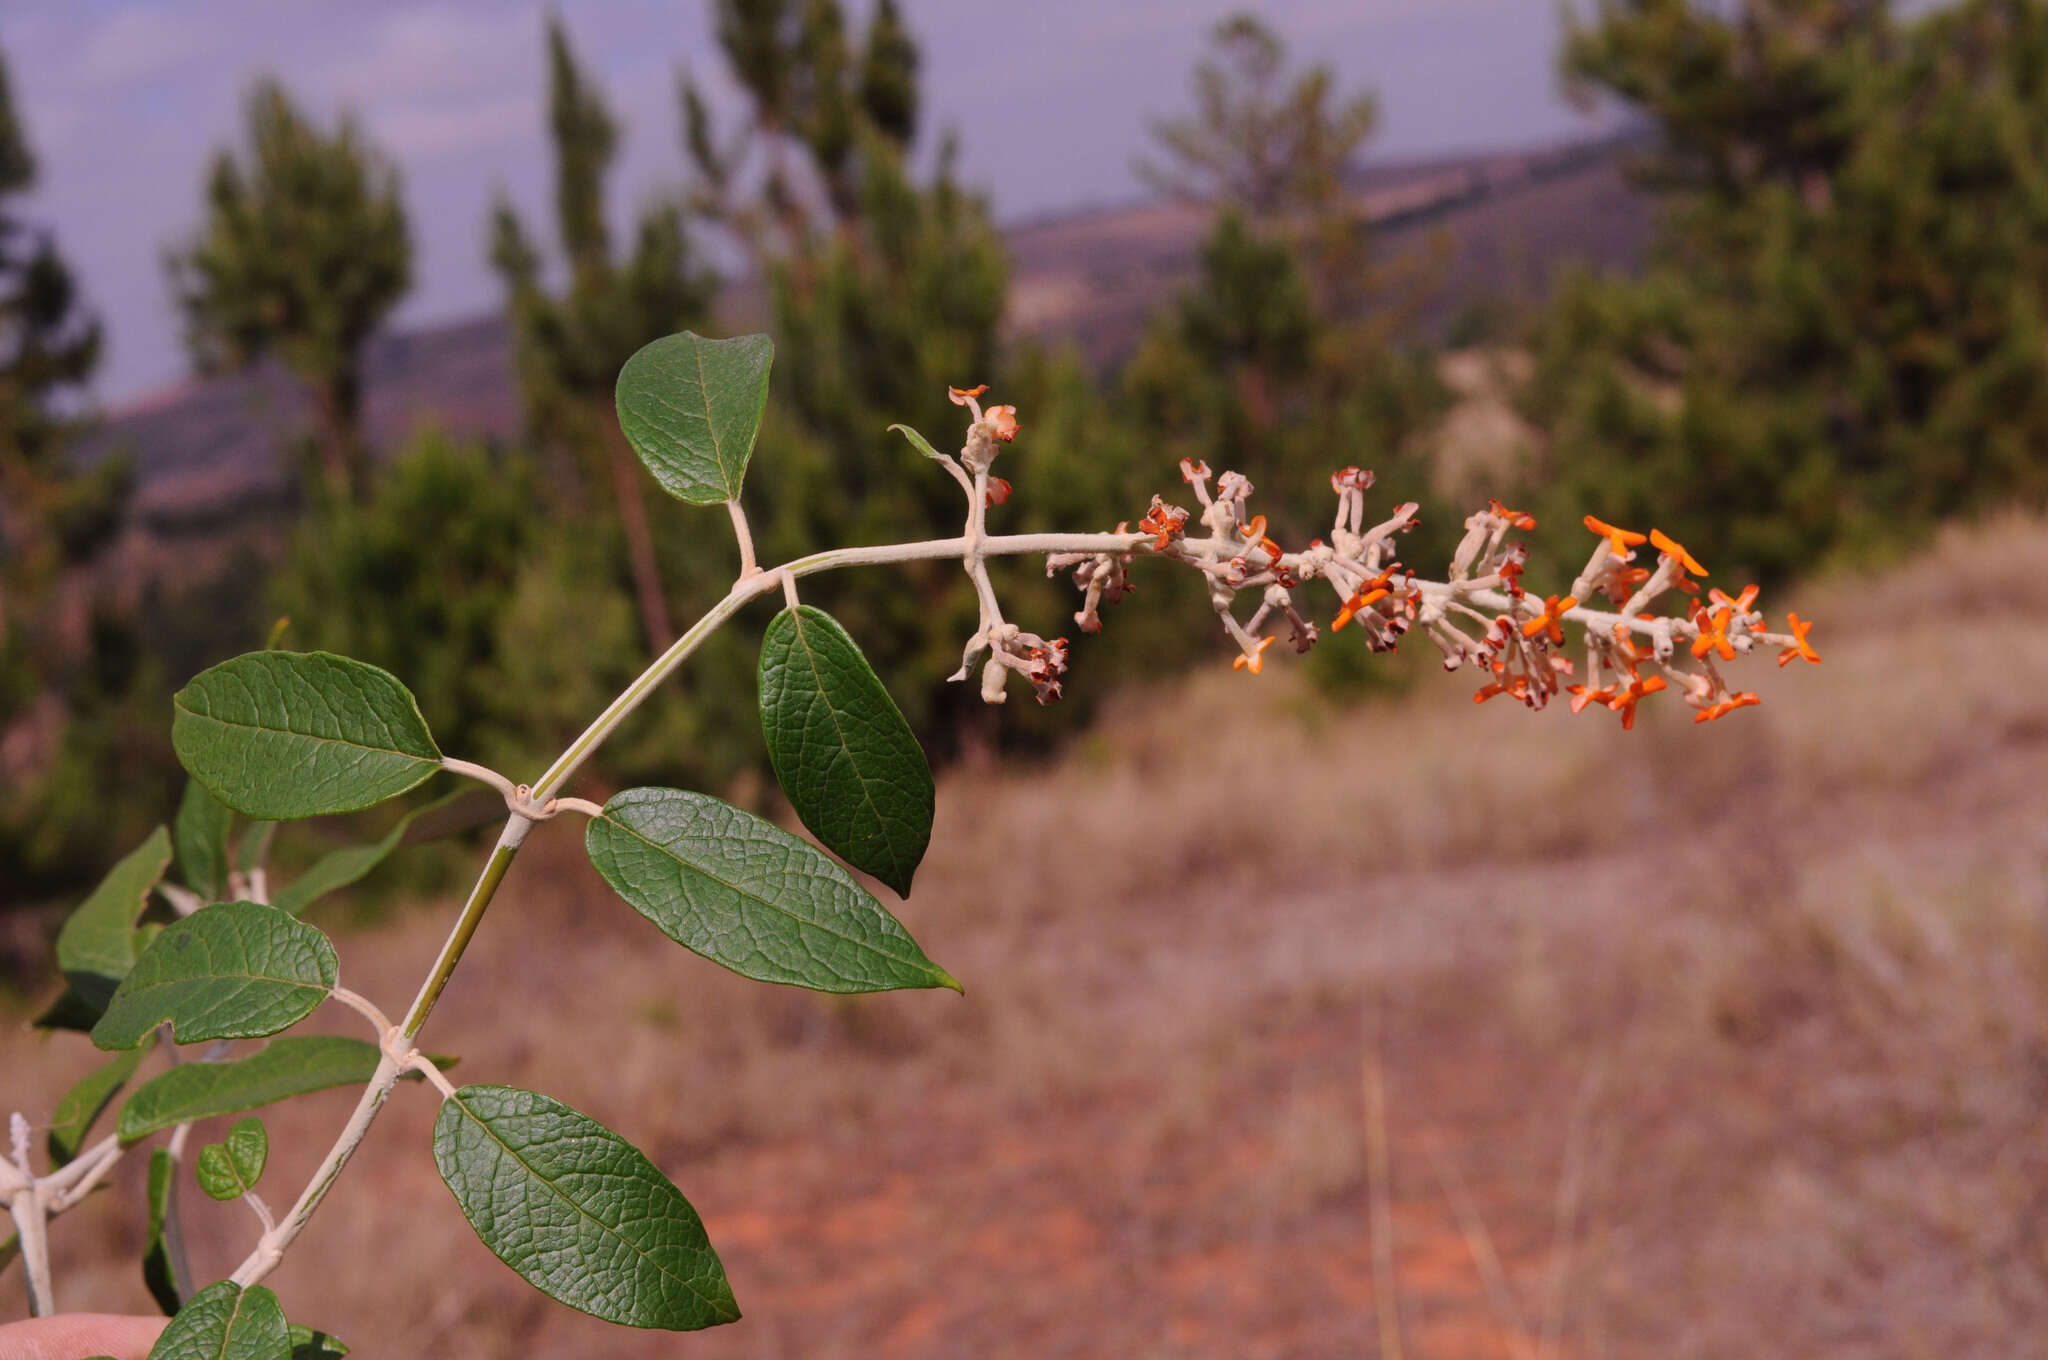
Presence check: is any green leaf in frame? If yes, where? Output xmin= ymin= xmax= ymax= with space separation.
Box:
xmin=196 ymin=1118 xmax=267 ymax=1201
xmin=237 ymin=821 xmax=276 ymax=877
xmin=55 ymin=826 xmax=173 ymax=1017
xmin=92 ymin=901 xmax=338 ymax=1051
xmin=887 ymin=422 xmax=950 ymax=462
xmin=48 ymin=1036 xmax=155 ymax=1165
xmin=143 ymin=1147 xmax=191 ymax=1315
xmin=288 ymin=1325 xmax=348 ymax=1359
xmin=34 ymin=982 xmax=109 ymax=1033
xmin=270 ymin=789 xmax=463 ymax=916
xmin=172 ymin=650 xmax=441 ymax=820
xmin=145 ymin=1279 xmax=289 ymax=1360
xmin=615 ymin=331 xmax=773 ymax=504
xmin=175 ymin=781 xmax=234 ymax=903
xmin=585 ymin=788 xmax=960 ymax=994
xmin=119 ymin=1037 xmax=386 ymax=1143
xmin=433 ymin=1085 xmax=738 ymax=1331
xmin=758 ymin=606 xmax=934 ymax=897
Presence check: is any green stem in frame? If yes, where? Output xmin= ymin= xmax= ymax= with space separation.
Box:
xmin=400 ymin=836 xmax=522 ymax=1040
xmin=227 ymin=524 xmax=1155 ymax=1290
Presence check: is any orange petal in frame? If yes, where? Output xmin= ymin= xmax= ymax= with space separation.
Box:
xmin=1649 ymin=529 xmax=1707 ymax=577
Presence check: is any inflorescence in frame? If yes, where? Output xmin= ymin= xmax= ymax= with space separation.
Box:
xmin=934 ymin=387 xmax=1820 ymax=726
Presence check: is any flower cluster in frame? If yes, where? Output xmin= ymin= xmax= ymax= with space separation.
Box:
xmin=933 ymin=388 xmax=1820 ymax=724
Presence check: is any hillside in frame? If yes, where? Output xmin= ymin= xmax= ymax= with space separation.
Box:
xmin=76 ymin=135 xmax=1653 ymax=551
xmin=8 ymin=514 xmax=2042 ymax=1355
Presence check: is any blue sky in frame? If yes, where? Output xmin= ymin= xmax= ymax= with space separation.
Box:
xmin=2 ymin=1 xmax=1611 ymax=405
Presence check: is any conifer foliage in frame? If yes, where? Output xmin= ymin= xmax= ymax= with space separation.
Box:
xmin=489 ymin=17 xmax=717 ymax=650
xmin=167 ymin=80 xmax=410 ymax=504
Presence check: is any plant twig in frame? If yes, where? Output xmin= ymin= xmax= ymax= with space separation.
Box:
xmin=1422 ymin=1131 xmax=1537 ymax=1360
xmin=7 ymin=1189 xmax=53 ymax=1316
xmin=1539 ymin=1051 xmax=1606 ymax=1360
xmin=1364 ymin=1016 xmax=1403 ymax=1360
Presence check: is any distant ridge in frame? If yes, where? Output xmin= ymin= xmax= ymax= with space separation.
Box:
xmin=78 ymin=134 xmax=1654 ymax=545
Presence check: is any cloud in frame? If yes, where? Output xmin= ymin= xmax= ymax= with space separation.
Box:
xmin=74 ymin=5 xmax=219 ymax=89
xmin=305 ymin=3 xmax=544 ymax=159
xmin=374 ymin=95 xmax=532 ymax=159
xmin=315 ymin=3 xmax=541 ymax=103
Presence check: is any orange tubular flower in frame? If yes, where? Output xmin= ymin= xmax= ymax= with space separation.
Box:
xmin=1709 ymin=584 xmax=1760 ymax=616
xmin=1584 ymin=515 xmax=1647 ymax=559
xmin=1566 ymin=683 xmax=1616 ymax=715
xmin=1489 ymin=499 xmax=1537 ymax=530
xmin=1608 ymin=674 xmax=1668 ymax=730
xmin=1332 ymin=587 xmax=1389 ymax=632
xmin=1232 ymin=636 xmax=1276 ymax=674
xmin=1609 ymin=625 xmax=1644 ymax=677
xmin=1649 ymin=528 xmax=1707 ymax=578
xmin=1778 ymin=612 xmax=1821 ymax=667
xmin=1521 ymin=594 xmax=1578 ymax=643
xmin=947 ymin=384 xmax=989 ymax=404
xmin=1694 ymin=691 xmax=1761 ymax=724
xmin=1474 ymin=675 xmax=1531 ymax=705
xmin=1689 ymin=606 xmax=1735 ymax=661
xmin=985 ymin=477 xmax=1012 ymax=507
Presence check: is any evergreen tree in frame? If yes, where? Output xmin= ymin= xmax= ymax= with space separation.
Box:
xmin=490 ymin=16 xmax=716 ymax=651
xmin=0 ymin=43 xmax=186 ymax=894
xmin=684 ymin=0 xmax=923 ymax=251
xmin=0 ymin=44 xmax=109 ymax=616
xmin=167 ymin=79 xmax=409 ymax=503
xmin=1125 ymin=13 xmax=1446 ymax=578
xmin=1136 ymin=11 xmax=1381 ymax=313
xmin=1520 ymin=0 xmax=2048 ymax=583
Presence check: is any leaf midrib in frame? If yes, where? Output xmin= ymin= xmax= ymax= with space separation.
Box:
xmin=175 ymin=703 xmax=437 ymax=763
xmin=598 ymin=807 xmax=930 ymax=980
xmin=448 ymin=1093 xmax=735 ymax=1319
xmin=782 ymin=611 xmax=909 ymax=888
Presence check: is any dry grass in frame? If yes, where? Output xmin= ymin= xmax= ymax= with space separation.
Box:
xmin=6 ymin=513 xmax=2048 ymax=1356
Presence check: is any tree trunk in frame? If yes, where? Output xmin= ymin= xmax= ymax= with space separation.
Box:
xmin=604 ymin=415 xmax=674 ymax=650
xmin=312 ymin=371 xmax=370 ymax=504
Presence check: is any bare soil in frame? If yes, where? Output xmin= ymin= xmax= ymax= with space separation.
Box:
xmin=9 ymin=516 xmax=2048 ymax=1357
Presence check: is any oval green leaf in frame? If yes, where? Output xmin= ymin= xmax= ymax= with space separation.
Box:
xmin=143 ymin=1147 xmax=192 ymax=1315
xmin=615 ymin=331 xmax=773 ymax=504
xmin=174 ymin=780 xmax=233 ymax=903
xmin=759 ymin=606 xmax=934 ymax=897
xmin=585 ymin=788 xmax=960 ymax=993
xmin=433 ymin=1084 xmax=739 ymax=1331
xmin=55 ymin=826 xmax=173 ymax=1018
xmin=119 ymin=1036 xmax=385 ymax=1144
xmin=145 ymin=1279 xmax=289 ymax=1360
xmin=91 ymin=901 xmax=339 ymax=1051
xmin=173 ymin=650 xmax=441 ymax=820
xmin=288 ymin=1325 xmax=348 ymax=1359
xmin=49 ymin=1036 xmax=155 ymax=1165
xmin=196 ymin=1117 xmax=267 ymax=1201
xmin=270 ymin=789 xmax=464 ymax=916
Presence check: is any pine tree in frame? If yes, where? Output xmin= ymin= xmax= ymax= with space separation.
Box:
xmin=1123 ymin=12 xmax=1443 ymax=572
xmin=0 ymin=43 xmax=109 ymax=619
xmin=489 ymin=16 xmax=717 ymax=651
xmin=167 ymin=79 xmax=409 ymax=504
xmin=1136 ymin=11 xmax=1382 ymax=314
xmin=1521 ymin=0 xmax=2048 ymax=582
xmin=684 ymin=0 xmax=923 ymax=252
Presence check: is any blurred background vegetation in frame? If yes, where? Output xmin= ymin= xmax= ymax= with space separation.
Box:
xmin=4 ymin=0 xmax=2048 ymax=910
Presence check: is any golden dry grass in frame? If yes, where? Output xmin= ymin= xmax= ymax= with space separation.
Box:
xmin=7 ymin=513 xmax=2048 ymax=1356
